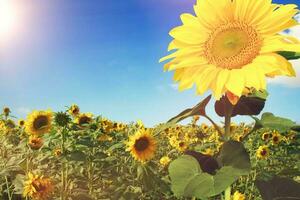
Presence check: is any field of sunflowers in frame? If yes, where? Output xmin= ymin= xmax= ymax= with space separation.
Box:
xmin=2 ymin=0 xmax=300 ymax=199
xmin=0 ymin=98 xmax=299 ymax=200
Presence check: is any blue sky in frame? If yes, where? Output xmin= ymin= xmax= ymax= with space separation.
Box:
xmin=0 ymin=0 xmax=300 ymax=126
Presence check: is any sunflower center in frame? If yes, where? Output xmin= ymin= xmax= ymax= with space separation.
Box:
xmin=33 ymin=116 xmax=48 ymax=130
xmin=79 ymin=116 xmax=91 ymax=125
xmin=205 ymin=22 xmax=261 ymax=69
xmin=134 ymin=137 xmax=149 ymax=152
xmin=260 ymin=149 xmax=267 ymax=156
xmin=32 ymin=181 xmax=46 ymax=192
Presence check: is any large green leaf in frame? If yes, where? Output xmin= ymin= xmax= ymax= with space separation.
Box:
xmin=217 ymin=141 xmax=251 ymax=171
xmin=255 ymin=176 xmax=300 ymax=200
xmin=252 ymin=112 xmax=296 ymax=133
xmin=169 ymin=142 xmax=251 ymax=199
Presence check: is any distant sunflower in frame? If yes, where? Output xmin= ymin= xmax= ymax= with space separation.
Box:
xmin=3 ymin=107 xmax=11 ymax=116
xmin=160 ymin=0 xmax=299 ymax=99
xmin=233 ymin=191 xmax=246 ymax=200
xmin=126 ymin=129 xmax=157 ymax=162
xmin=176 ymin=141 xmax=188 ymax=152
xmin=68 ymin=104 xmax=80 ymax=116
xmin=160 ymin=156 xmax=171 ymax=167
xmin=262 ymin=132 xmax=271 ymax=141
xmin=25 ymin=110 xmax=53 ymax=135
xmin=75 ymin=113 xmax=93 ymax=127
xmin=18 ymin=119 xmax=25 ymax=127
xmin=23 ymin=172 xmax=54 ymax=200
xmin=256 ymin=145 xmax=269 ymax=159
xmin=28 ymin=137 xmax=43 ymax=150
xmin=271 ymin=131 xmax=282 ymax=145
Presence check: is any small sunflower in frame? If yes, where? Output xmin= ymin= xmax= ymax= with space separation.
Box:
xmin=25 ymin=110 xmax=53 ymax=135
xmin=18 ymin=119 xmax=25 ymax=127
xmin=28 ymin=137 xmax=44 ymax=150
xmin=3 ymin=107 xmax=11 ymax=117
xmin=201 ymin=123 xmax=209 ymax=132
xmin=271 ymin=131 xmax=282 ymax=145
xmin=54 ymin=149 xmax=62 ymax=157
xmin=68 ymin=104 xmax=80 ymax=116
xmin=75 ymin=113 xmax=93 ymax=127
xmin=98 ymin=134 xmax=113 ymax=142
xmin=256 ymin=145 xmax=270 ymax=159
xmin=126 ymin=129 xmax=157 ymax=163
xmin=262 ymin=132 xmax=271 ymax=141
xmin=160 ymin=0 xmax=299 ymax=100
xmin=160 ymin=156 xmax=171 ymax=167
xmin=23 ymin=172 xmax=54 ymax=200
xmin=176 ymin=141 xmax=188 ymax=152
xmin=233 ymin=191 xmax=246 ymax=200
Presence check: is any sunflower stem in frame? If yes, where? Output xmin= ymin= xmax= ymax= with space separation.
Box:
xmin=224 ymin=186 xmax=231 ymax=200
xmin=204 ymin=114 xmax=223 ymax=136
xmin=224 ymin=105 xmax=233 ymax=139
xmin=5 ymin=176 xmax=12 ymax=200
xmin=61 ymin=127 xmax=66 ymax=200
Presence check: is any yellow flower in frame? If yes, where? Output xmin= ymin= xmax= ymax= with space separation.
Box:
xmin=160 ymin=0 xmax=299 ymax=99
xmin=25 ymin=110 xmax=53 ymax=135
xmin=28 ymin=136 xmax=44 ymax=150
xmin=68 ymin=104 xmax=80 ymax=116
xmin=201 ymin=123 xmax=209 ymax=132
xmin=98 ymin=134 xmax=113 ymax=142
xmin=23 ymin=172 xmax=54 ymax=200
xmin=169 ymin=136 xmax=178 ymax=147
xmin=160 ymin=156 xmax=171 ymax=167
xmin=3 ymin=107 xmax=10 ymax=116
xmin=256 ymin=145 xmax=270 ymax=159
xmin=18 ymin=119 xmax=25 ymax=127
xmin=233 ymin=191 xmax=246 ymax=200
xmin=271 ymin=131 xmax=282 ymax=145
xmin=176 ymin=141 xmax=188 ymax=152
xmin=262 ymin=132 xmax=271 ymax=141
xmin=126 ymin=129 xmax=157 ymax=163
xmin=201 ymin=148 xmax=214 ymax=156
xmin=54 ymin=149 xmax=62 ymax=157
xmin=75 ymin=113 xmax=93 ymax=127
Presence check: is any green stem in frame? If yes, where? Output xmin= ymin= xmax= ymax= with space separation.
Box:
xmin=204 ymin=114 xmax=223 ymax=136
xmin=61 ymin=127 xmax=66 ymax=200
xmin=5 ymin=176 xmax=12 ymax=200
xmin=224 ymin=186 xmax=231 ymax=200
xmin=224 ymin=105 xmax=233 ymax=139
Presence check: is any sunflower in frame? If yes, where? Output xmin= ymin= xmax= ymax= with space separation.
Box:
xmin=256 ymin=145 xmax=270 ymax=159
xmin=28 ymin=136 xmax=44 ymax=150
xmin=75 ymin=113 xmax=93 ymax=127
xmin=262 ymin=132 xmax=271 ymax=141
xmin=271 ymin=131 xmax=282 ymax=145
xmin=98 ymin=134 xmax=113 ymax=142
xmin=176 ymin=141 xmax=188 ymax=152
xmin=25 ymin=110 xmax=53 ymax=135
xmin=18 ymin=119 xmax=25 ymax=127
xmin=3 ymin=107 xmax=11 ymax=116
xmin=160 ymin=156 xmax=171 ymax=167
xmin=160 ymin=0 xmax=299 ymax=100
xmin=23 ymin=172 xmax=54 ymax=200
xmin=233 ymin=191 xmax=246 ymax=200
xmin=54 ymin=149 xmax=62 ymax=157
xmin=126 ymin=129 xmax=157 ymax=162
xmin=68 ymin=104 xmax=80 ymax=116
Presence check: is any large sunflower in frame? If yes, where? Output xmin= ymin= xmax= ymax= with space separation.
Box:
xmin=25 ymin=110 xmax=53 ymax=135
xmin=75 ymin=113 xmax=93 ymax=127
xmin=160 ymin=0 xmax=299 ymax=99
xmin=23 ymin=172 xmax=54 ymax=200
xmin=126 ymin=129 xmax=157 ymax=162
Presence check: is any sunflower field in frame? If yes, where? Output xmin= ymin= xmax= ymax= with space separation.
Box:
xmin=1 ymin=0 xmax=300 ymax=199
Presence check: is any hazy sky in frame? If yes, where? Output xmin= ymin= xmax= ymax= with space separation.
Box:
xmin=1 ymin=0 xmax=300 ymax=126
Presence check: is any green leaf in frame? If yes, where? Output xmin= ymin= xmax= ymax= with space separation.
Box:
xmin=278 ymin=51 xmax=300 ymax=60
xmin=67 ymin=150 xmax=87 ymax=162
xmin=108 ymin=142 xmax=124 ymax=152
xmin=255 ymin=176 xmax=300 ymax=200
xmin=167 ymin=95 xmax=211 ymax=124
xmin=217 ymin=141 xmax=251 ymax=172
xmin=252 ymin=112 xmax=296 ymax=133
xmin=168 ymin=153 xmax=250 ymax=199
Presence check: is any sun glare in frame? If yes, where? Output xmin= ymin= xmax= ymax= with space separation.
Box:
xmin=0 ymin=0 xmax=18 ymax=39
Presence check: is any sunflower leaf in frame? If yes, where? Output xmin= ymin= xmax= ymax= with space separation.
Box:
xmin=252 ymin=112 xmax=296 ymax=133
xmin=167 ymin=95 xmax=211 ymax=123
xmin=278 ymin=51 xmax=300 ymax=60
xmin=255 ymin=176 xmax=300 ymax=200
